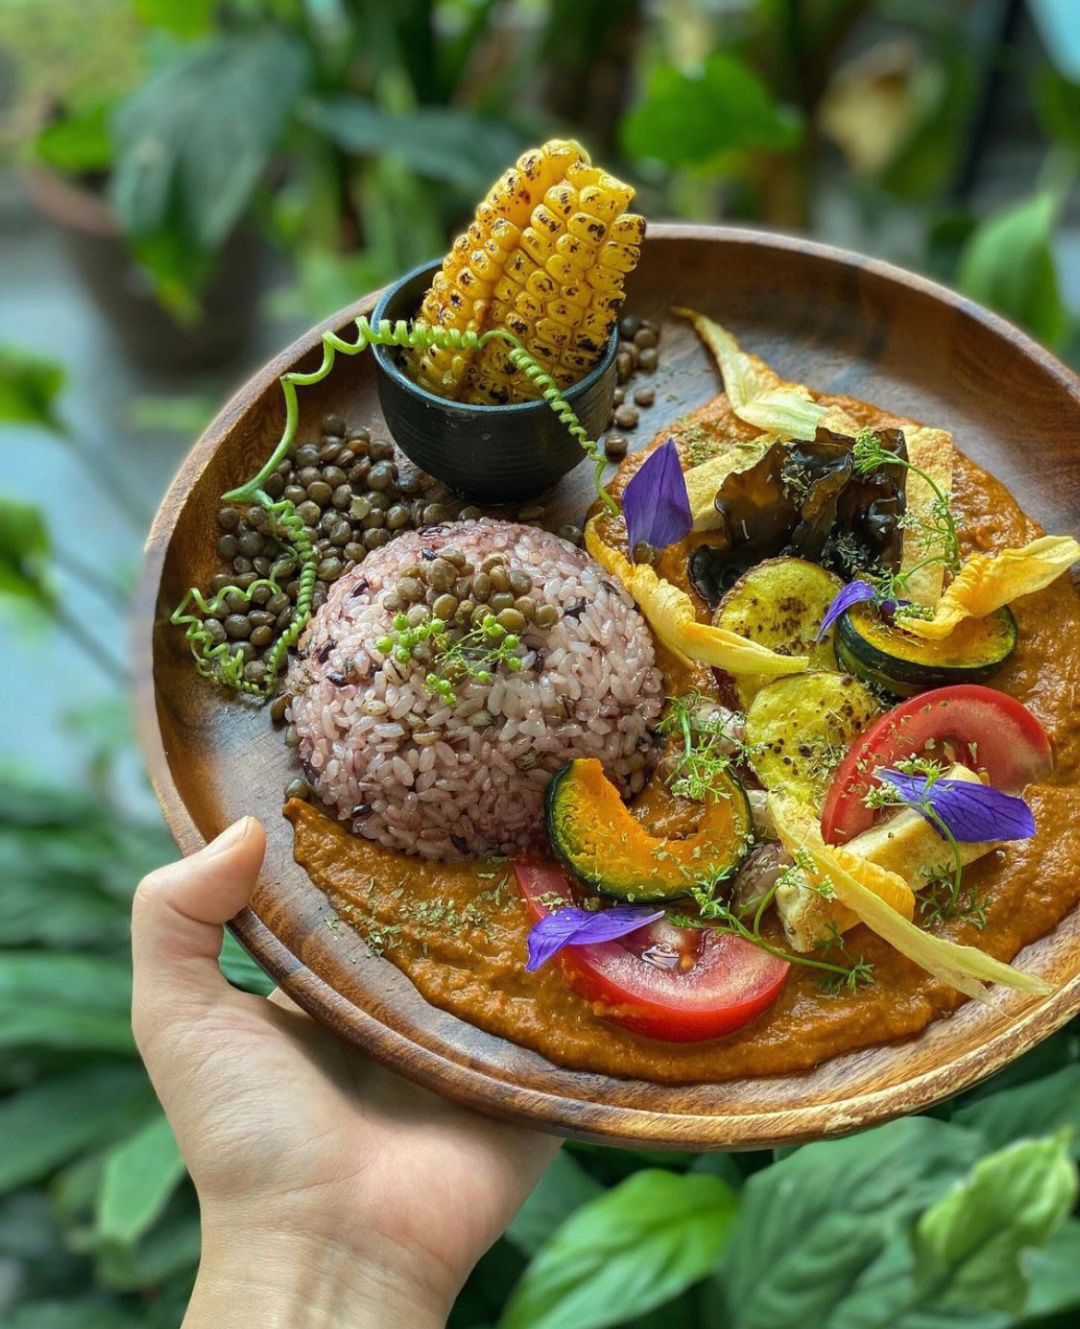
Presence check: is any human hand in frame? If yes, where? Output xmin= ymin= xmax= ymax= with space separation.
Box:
xmin=132 ymin=818 xmax=561 ymax=1329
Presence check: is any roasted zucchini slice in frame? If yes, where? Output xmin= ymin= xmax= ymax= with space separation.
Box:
xmin=713 ymin=557 xmax=843 ymax=707
xmin=835 ymin=602 xmax=1017 ymax=698
xmin=746 ymin=670 xmax=882 ymax=807
xmin=544 ymin=757 xmax=752 ymax=903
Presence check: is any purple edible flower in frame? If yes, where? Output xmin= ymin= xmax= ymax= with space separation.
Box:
xmin=622 ymin=438 xmax=693 ymax=554
xmin=876 ymin=769 xmax=1036 ymax=843
xmin=526 ymin=905 xmax=664 ymax=971
xmin=817 ymin=580 xmax=876 ymax=640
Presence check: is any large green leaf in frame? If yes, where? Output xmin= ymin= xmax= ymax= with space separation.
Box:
xmin=32 ymin=100 xmax=114 ymax=174
xmin=299 ymin=96 xmax=526 ymax=193
xmin=3 ymin=1298 xmax=144 ymax=1329
xmin=956 ymin=192 xmax=1071 ymax=349
xmin=0 ymin=498 xmax=52 ymax=606
xmin=111 ymin=31 xmax=312 ymax=251
xmin=505 ymin=1150 xmax=605 ymax=1258
xmin=97 ymin=1113 xmax=187 ymax=1248
xmin=953 ymin=1065 xmax=1080 ymax=1155
xmin=714 ymin=1117 xmax=982 ymax=1329
xmin=0 ymin=869 xmax=129 ymax=949
xmin=1025 ymin=1218 xmax=1080 ymax=1317
xmin=93 ymin=1199 xmax=201 ymax=1291
xmin=0 ymin=348 xmax=65 ymax=429
xmin=0 ymin=952 xmax=134 ymax=1052
xmin=135 ymin=0 xmax=216 ymax=37
xmin=219 ymin=930 xmax=275 ymax=996
xmin=0 ymin=763 xmax=99 ymax=827
xmin=0 ymin=1063 xmax=155 ymax=1192
xmin=619 ymin=51 xmax=803 ymax=167
xmin=1032 ymin=70 xmax=1080 ymax=154
xmin=912 ymin=1136 xmax=1077 ymax=1313
xmin=497 ymin=1169 xmax=738 ymax=1329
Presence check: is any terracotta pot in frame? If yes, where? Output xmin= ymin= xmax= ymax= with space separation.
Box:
xmin=22 ymin=163 xmax=266 ymax=372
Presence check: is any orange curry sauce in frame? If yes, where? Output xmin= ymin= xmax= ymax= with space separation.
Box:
xmin=287 ymin=397 xmax=1080 ymax=1082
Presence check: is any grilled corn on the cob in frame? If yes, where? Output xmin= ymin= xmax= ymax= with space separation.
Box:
xmin=404 ymin=140 xmax=644 ymax=405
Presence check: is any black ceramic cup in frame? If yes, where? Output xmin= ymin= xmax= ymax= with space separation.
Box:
xmin=372 ymin=260 xmax=618 ymax=506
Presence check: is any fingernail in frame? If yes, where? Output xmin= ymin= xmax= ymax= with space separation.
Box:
xmin=205 ymin=817 xmax=251 ymax=858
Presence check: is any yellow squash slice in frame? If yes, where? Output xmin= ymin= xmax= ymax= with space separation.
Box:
xmin=769 ymin=792 xmax=1053 ymax=1003
xmin=902 ymin=536 xmax=1080 ymax=640
xmin=584 ymin=518 xmax=808 ymax=676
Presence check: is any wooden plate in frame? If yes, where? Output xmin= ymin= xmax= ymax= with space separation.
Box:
xmin=135 ymin=224 xmax=1080 ymax=1149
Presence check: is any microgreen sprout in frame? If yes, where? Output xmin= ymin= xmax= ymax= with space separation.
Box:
xmin=173 ymin=316 xmax=615 ymax=699
xmin=658 ymin=691 xmax=756 ymax=802
xmin=850 ymin=429 xmax=962 ymax=615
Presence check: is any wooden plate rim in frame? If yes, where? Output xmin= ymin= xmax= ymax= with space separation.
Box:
xmin=135 ymin=223 xmax=1080 ymax=1148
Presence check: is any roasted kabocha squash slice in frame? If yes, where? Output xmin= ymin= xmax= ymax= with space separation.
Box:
xmin=835 ymin=601 xmax=1017 ymax=697
xmin=544 ymin=757 xmax=753 ymax=903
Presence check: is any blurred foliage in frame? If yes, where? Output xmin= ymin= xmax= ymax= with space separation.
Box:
xmin=3 ymin=1 xmax=1080 ymax=1326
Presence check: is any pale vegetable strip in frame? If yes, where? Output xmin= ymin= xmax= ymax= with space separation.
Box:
xmin=672 ymin=308 xmax=826 ymax=440
xmin=585 ymin=518 xmax=807 ymax=676
xmin=769 ymin=793 xmax=1053 ymax=1003
xmin=683 ymin=439 xmax=775 ymax=531
xmin=902 ymin=536 xmax=1080 ymax=639
xmin=899 ymin=426 xmax=956 ymax=607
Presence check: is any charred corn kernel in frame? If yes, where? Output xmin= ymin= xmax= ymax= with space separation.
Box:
xmin=517 ymin=140 xmax=583 ymax=198
xmin=555 ymin=232 xmax=588 ymax=264
xmin=469 ymin=247 xmax=502 ymax=284
xmin=543 ymin=183 xmax=578 ymax=220
xmin=503 ymin=310 xmax=531 ymax=341
xmin=545 ymin=252 xmax=585 ymax=287
xmin=524 ymin=269 xmax=557 ymax=301
xmin=560 ymin=347 xmax=598 ymax=377
xmin=483 ymin=340 xmax=515 ymax=376
xmin=565 ymin=160 xmax=600 ymax=190
xmin=561 ymin=283 xmax=593 ymax=309
xmin=505 ymin=249 xmax=533 ymax=284
xmin=531 ymin=204 xmax=563 ymax=238
xmin=547 ymin=296 xmax=582 ymax=327
xmin=404 ymin=138 xmax=643 ymax=402
xmin=598 ymin=240 xmax=640 ymax=275
xmin=470 ymin=371 xmax=513 ymax=405
xmin=536 ymin=318 xmax=572 ymax=349
xmin=567 ymin=211 xmax=608 ymax=245
xmin=609 ymin=213 xmax=646 ymax=246
xmin=514 ymin=288 xmax=544 ymax=322
xmin=493 ymin=274 xmax=524 ymax=305
xmin=576 ymin=306 xmax=614 ymax=341
xmin=521 ymin=226 xmax=555 ymax=266
xmin=489 ymin=170 xmax=534 ymax=226
xmin=489 ymin=220 xmax=520 ymax=251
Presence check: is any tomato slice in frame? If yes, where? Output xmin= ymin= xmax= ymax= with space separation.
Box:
xmin=821 ymin=684 xmax=1053 ymax=845
xmin=514 ymin=861 xmax=788 ymax=1042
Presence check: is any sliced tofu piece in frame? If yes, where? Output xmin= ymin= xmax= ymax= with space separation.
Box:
xmin=900 ymin=426 xmax=955 ymax=607
xmin=775 ymin=764 xmax=994 ymax=952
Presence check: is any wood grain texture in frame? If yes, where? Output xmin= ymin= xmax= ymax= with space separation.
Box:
xmin=134 ymin=224 xmax=1080 ymax=1150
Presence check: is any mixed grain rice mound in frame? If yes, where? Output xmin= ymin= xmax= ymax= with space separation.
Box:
xmin=286 ymin=519 xmax=663 ymax=859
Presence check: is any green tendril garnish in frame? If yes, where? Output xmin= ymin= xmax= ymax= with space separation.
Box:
xmin=851 ymin=429 xmax=962 ymax=617
xmin=171 ymin=318 xmax=615 ymax=700
xmin=676 ymin=848 xmax=874 ymax=991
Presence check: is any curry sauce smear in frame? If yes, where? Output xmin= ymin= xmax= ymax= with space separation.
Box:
xmin=288 ymin=414 xmax=1080 ymax=1083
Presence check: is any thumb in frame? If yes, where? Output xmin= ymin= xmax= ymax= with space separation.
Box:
xmin=132 ymin=817 xmax=266 ymax=1054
